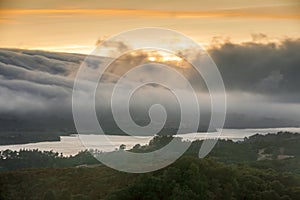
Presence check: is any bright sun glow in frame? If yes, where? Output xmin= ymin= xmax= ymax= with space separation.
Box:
xmin=147 ymin=52 xmax=183 ymax=63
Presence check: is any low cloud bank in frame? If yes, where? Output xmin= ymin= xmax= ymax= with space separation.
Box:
xmin=0 ymin=38 xmax=299 ymax=133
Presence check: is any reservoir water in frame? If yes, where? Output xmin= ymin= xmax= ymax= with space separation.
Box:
xmin=0 ymin=127 xmax=299 ymax=156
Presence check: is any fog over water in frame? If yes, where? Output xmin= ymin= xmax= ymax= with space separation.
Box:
xmin=1 ymin=38 xmax=300 ymax=134
xmin=0 ymin=37 xmax=300 ymax=160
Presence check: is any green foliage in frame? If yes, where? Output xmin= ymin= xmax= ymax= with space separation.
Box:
xmin=0 ymin=156 xmax=299 ymax=200
xmin=0 ymin=165 xmax=135 ymax=200
xmin=1 ymin=132 xmax=300 ymax=199
xmin=132 ymin=132 xmax=300 ymax=173
xmin=43 ymin=190 xmax=56 ymax=200
xmin=106 ymin=157 xmax=300 ymax=200
xmin=0 ymin=149 xmax=99 ymax=171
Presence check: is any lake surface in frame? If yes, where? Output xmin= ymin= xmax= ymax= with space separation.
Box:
xmin=0 ymin=127 xmax=299 ymax=156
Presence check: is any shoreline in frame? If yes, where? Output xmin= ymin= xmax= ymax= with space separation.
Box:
xmin=0 ymin=127 xmax=300 ymax=156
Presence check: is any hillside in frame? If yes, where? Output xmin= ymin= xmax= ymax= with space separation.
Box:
xmin=0 ymin=156 xmax=299 ymax=200
xmin=0 ymin=132 xmax=300 ymax=199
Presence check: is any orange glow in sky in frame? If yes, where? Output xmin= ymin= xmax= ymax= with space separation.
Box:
xmin=0 ymin=0 xmax=299 ymax=54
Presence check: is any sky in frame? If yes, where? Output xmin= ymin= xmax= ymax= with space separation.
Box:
xmin=1 ymin=0 xmax=300 ymax=54
xmin=0 ymin=1 xmax=300 ymax=132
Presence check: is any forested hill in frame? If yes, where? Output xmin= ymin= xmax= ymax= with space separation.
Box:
xmin=0 ymin=132 xmax=300 ymax=199
xmin=1 ymin=132 xmax=300 ymax=172
xmin=0 ymin=156 xmax=299 ymax=200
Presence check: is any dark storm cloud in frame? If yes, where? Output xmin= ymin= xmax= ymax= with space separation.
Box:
xmin=209 ymin=38 xmax=300 ymax=97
